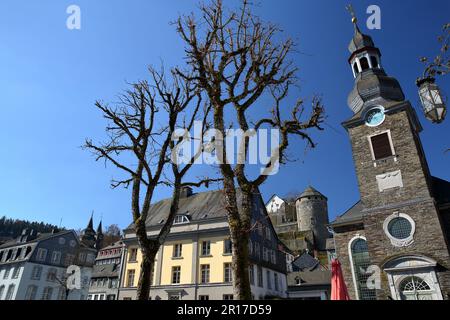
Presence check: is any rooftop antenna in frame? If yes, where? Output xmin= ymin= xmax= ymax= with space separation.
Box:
xmin=58 ymin=217 xmax=63 ymax=229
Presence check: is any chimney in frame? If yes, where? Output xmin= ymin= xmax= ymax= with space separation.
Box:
xmin=180 ymin=186 xmax=193 ymax=198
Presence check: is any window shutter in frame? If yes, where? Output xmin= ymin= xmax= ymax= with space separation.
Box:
xmin=371 ymin=133 xmax=393 ymax=160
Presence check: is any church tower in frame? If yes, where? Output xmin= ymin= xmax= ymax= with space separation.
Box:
xmin=96 ymin=221 xmax=104 ymax=250
xmin=331 ymin=11 xmax=450 ymax=300
xmin=81 ymin=215 xmax=97 ymax=249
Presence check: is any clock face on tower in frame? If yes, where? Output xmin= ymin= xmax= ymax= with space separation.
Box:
xmin=365 ymin=107 xmax=385 ymax=127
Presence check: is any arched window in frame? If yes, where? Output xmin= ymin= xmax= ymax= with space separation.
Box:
xmin=370 ymin=56 xmax=379 ymax=69
xmin=25 ymin=285 xmax=38 ymax=300
xmin=353 ymin=62 xmax=359 ymax=76
xmin=5 ymin=284 xmax=15 ymax=300
xmin=349 ymin=237 xmax=377 ymax=300
xmin=360 ymin=57 xmax=370 ymax=71
xmin=400 ymin=276 xmax=433 ymax=300
xmin=41 ymin=287 xmax=53 ymax=300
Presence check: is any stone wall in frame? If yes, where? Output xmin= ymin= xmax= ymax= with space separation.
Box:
xmin=348 ymin=107 xmax=432 ymax=210
xmin=363 ymin=200 xmax=450 ymax=299
xmin=333 ymin=225 xmax=366 ymax=300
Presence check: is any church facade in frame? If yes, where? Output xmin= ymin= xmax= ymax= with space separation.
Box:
xmin=331 ymin=21 xmax=450 ymax=300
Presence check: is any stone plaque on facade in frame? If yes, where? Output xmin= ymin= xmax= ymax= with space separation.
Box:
xmin=376 ymin=170 xmax=403 ymax=192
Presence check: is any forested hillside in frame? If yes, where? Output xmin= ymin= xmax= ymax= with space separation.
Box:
xmin=0 ymin=216 xmax=61 ymax=240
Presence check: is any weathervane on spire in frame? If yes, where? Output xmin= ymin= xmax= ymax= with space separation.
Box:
xmin=346 ymin=4 xmax=358 ymax=25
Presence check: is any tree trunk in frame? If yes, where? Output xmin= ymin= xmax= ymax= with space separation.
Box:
xmin=135 ymin=250 xmax=155 ymax=300
xmin=230 ymin=221 xmax=252 ymax=300
xmin=135 ymin=220 xmax=157 ymax=300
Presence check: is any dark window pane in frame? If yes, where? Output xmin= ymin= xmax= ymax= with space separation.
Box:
xmin=370 ymin=56 xmax=379 ymax=68
xmin=353 ymin=62 xmax=359 ymax=75
xmin=371 ymin=133 xmax=393 ymax=160
xmin=360 ymin=57 xmax=370 ymax=71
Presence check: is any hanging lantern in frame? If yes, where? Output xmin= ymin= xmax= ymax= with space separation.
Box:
xmin=416 ymin=77 xmax=447 ymax=124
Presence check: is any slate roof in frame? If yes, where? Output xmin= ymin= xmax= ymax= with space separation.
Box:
xmin=348 ymin=25 xmax=375 ymax=54
xmin=91 ymin=263 xmax=120 ymax=278
xmin=332 ymin=176 xmax=450 ymax=227
xmin=292 ymin=253 xmax=320 ymax=272
xmin=100 ymin=241 xmax=123 ymax=251
xmin=125 ymin=189 xmax=241 ymax=230
xmin=432 ymin=177 xmax=450 ymax=206
xmin=298 ymin=186 xmax=327 ymax=200
xmin=331 ymin=201 xmax=365 ymax=227
xmin=0 ymin=230 xmax=72 ymax=249
xmin=287 ymin=270 xmax=331 ymax=288
xmin=347 ymin=69 xmax=405 ymax=114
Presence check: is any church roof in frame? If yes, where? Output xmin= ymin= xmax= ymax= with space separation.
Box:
xmin=432 ymin=176 xmax=450 ymax=207
xmin=330 ymin=201 xmax=364 ymax=227
xmin=348 ymin=24 xmax=375 ymax=54
xmin=331 ymin=176 xmax=450 ymax=227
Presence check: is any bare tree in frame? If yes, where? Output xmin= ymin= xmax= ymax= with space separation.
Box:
xmin=419 ymin=23 xmax=450 ymax=79
xmin=84 ymin=67 xmax=213 ymax=300
xmin=175 ymin=0 xmax=325 ymax=299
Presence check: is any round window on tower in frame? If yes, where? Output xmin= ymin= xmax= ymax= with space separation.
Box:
xmin=383 ymin=213 xmax=415 ymax=247
xmin=388 ymin=218 xmax=412 ymax=240
xmin=364 ymin=106 xmax=385 ymax=127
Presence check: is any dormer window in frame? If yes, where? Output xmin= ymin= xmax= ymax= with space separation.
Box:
xmin=174 ymin=215 xmax=190 ymax=225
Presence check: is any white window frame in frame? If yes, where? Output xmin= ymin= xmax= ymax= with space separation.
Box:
xmin=383 ymin=212 xmax=416 ymax=248
xmin=173 ymin=243 xmax=183 ymax=258
xmin=224 ymin=263 xmax=232 ymax=283
xmin=41 ymin=286 xmax=53 ymax=300
xmin=51 ymin=251 xmax=62 ymax=264
xmin=201 ymin=241 xmax=211 ymax=257
xmin=31 ymin=265 xmax=43 ymax=280
xmin=348 ymin=235 xmax=366 ymax=301
xmin=367 ymin=129 xmax=397 ymax=166
xmin=174 ymin=215 xmax=190 ymax=225
xmin=12 ymin=266 xmax=20 ymax=279
xmin=5 ymin=284 xmax=15 ymax=300
xmin=36 ymin=248 xmax=48 ymax=262
xmin=25 ymin=285 xmax=38 ymax=300
xmin=172 ymin=266 xmax=181 ymax=284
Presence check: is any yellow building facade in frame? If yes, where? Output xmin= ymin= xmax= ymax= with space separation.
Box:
xmin=118 ymin=189 xmax=288 ymax=300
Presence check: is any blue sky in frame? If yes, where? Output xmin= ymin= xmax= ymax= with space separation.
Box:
xmin=0 ymin=0 xmax=449 ymax=231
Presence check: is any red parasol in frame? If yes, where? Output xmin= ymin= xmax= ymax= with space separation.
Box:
xmin=331 ymin=259 xmax=351 ymax=300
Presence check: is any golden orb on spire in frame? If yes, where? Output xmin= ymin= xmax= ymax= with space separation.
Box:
xmin=346 ymin=4 xmax=358 ymax=24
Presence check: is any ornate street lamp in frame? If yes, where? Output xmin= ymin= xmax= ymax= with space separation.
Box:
xmin=416 ymin=77 xmax=447 ymax=124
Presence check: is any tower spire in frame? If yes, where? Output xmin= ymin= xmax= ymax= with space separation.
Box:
xmin=87 ymin=211 xmax=94 ymax=230
xmin=346 ymin=4 xmax=360 ymax=33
